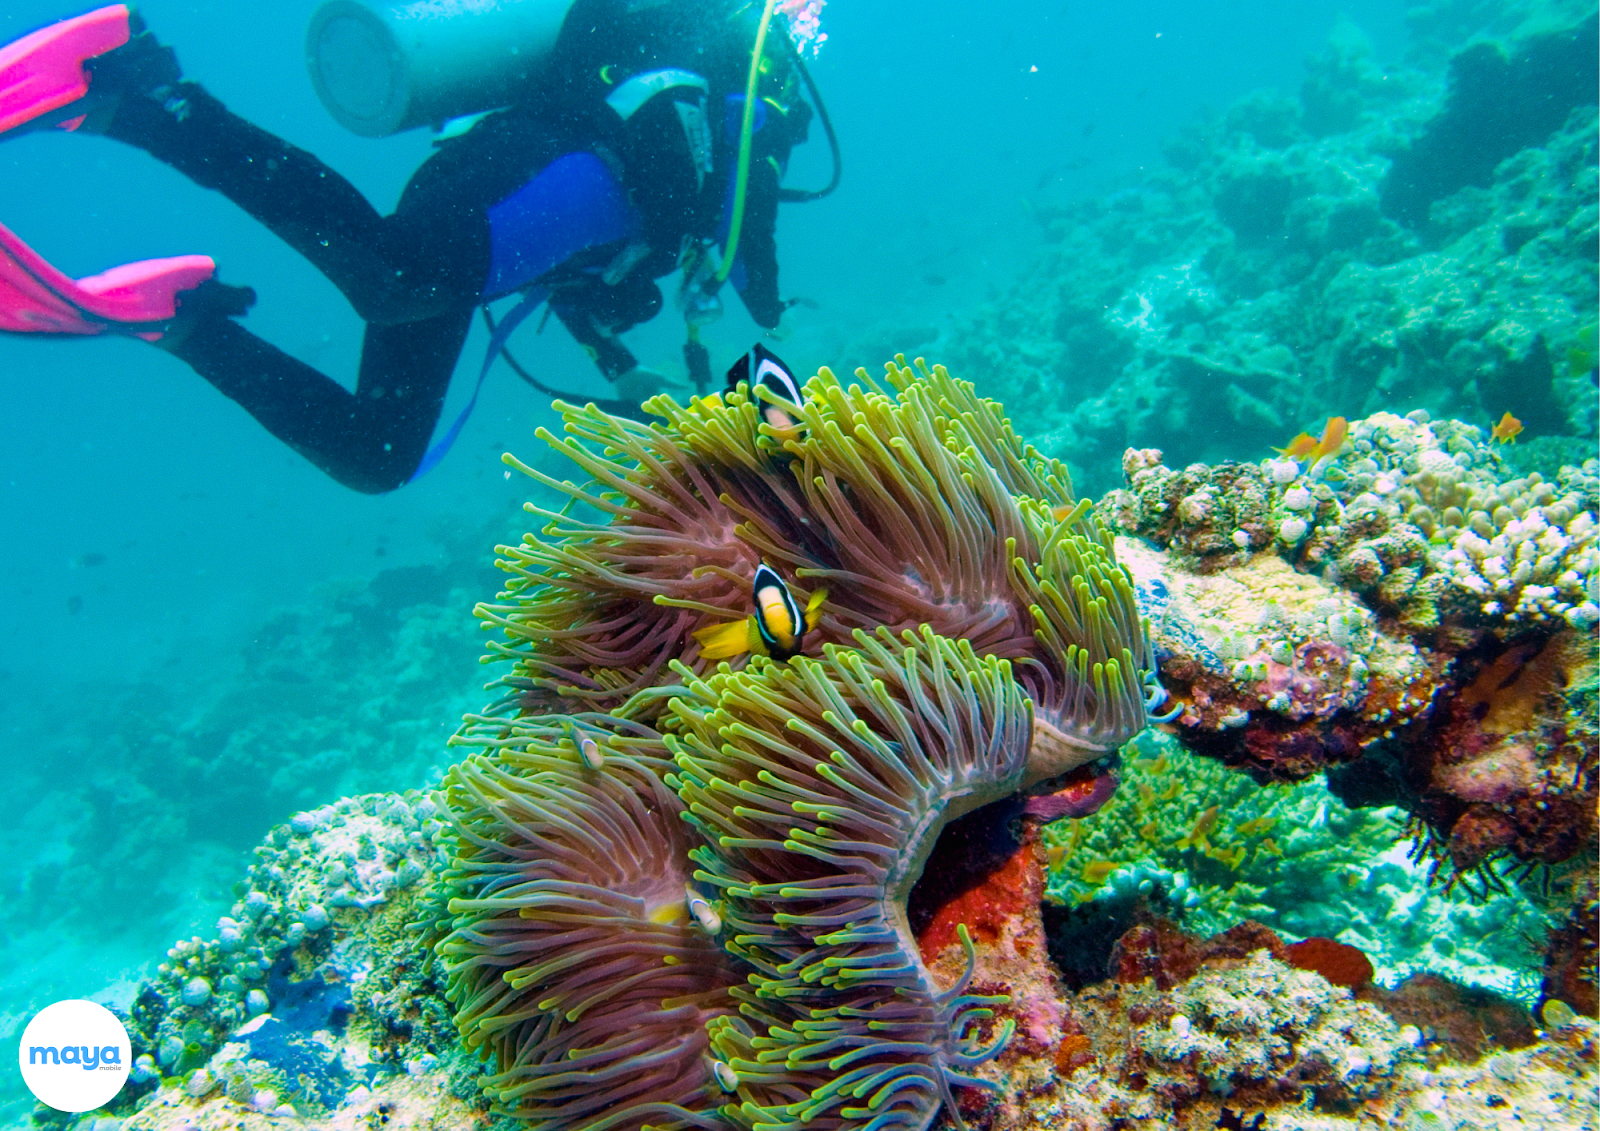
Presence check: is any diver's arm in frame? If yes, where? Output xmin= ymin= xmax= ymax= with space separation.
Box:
xmin=729 ymin=86 xmax=813 ymax=329
xmin=550 ymin=299 xmax=642 ymax=380
xmin=729 ymin=155 xmax=785 ymax=329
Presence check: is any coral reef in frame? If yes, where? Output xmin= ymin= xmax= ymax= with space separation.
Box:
xmin=1122 ymin=947 xmax=1414 ymax=1106
xmin=1099 ymin=410 xmax=1598 ymax=884
xmin=1107 ymin=411 xmax=1600 ymax=632
xmin=1541 ymin=877 xmax=1600 ymax=1018
xmin=82 ymin=793 xmax=483 ymax=1131
xmin=952 ymin=12 xmax=1598 ymax=495
xmin=964 ymin=914 xmax=1596 ymax=1131
xmin=1038 ymin=732 xmax=1561 ymax=1004
xmin=18 ymin=7 xmax=1600 ymax=1131
xmin=83 ymin=799 xmax=1598 ymax=1131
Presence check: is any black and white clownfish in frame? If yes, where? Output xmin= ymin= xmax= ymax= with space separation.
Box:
xmin=725 ymin=344 xmax=805 ymax=438
xmin=693 ymin=562 xmax=826 ymax=662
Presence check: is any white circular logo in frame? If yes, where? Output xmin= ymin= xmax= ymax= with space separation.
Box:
xmin=17 ymin=1000 xmax=131 ymax=1112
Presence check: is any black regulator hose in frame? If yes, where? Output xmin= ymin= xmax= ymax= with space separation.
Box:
xmin=778 ymin=53 xmax=840 ymax=203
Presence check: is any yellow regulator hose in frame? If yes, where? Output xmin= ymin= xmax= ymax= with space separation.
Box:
xmin=716 ymin=0 xmax=779 ymax=284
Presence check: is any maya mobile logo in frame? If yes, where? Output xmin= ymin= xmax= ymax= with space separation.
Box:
xmin=17 ymin=1000 xmax=131 ymax=1112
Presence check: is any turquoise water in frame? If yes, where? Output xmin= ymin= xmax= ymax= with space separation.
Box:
xmin=0 ymin=1 xmax=1592 ymax=1127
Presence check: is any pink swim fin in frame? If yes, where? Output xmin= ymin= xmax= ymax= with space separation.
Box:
xmin=0 ymin=220 xmax=214 ymax=341
xmin=0 ymin=5 xmax=132 ymax=136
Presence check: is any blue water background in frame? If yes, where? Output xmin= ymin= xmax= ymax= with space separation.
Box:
xmin=0 ymin=0 xmax=1406 ymax=1108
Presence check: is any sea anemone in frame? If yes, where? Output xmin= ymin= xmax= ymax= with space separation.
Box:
xmin=476 ymin=359 xmax=1151 ymax=749
xmin=436 ymin=716 xmax=742 ymax=1128
xmin=666 ymin=626 xmax=1030 ymax=1131
xmin=436 ymin=357 xmax=1160 ymax=1130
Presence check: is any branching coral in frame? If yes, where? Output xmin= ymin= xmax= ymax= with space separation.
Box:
xmin=1040 ymin=733 xmax=1564 ymax=1002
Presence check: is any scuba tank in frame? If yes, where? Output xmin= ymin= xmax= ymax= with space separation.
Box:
xmin=305 ymin=0 xmax=577 ymax=137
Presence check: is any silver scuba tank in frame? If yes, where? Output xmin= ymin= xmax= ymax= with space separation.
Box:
xmin=305 ymin=0 xmax=577 ymax=137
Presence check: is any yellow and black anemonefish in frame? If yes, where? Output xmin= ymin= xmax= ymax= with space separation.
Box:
xmin=725 ymin=343 xmax=805 ymax=440
xmin=693 ymin=563 xmax=826 ymax=662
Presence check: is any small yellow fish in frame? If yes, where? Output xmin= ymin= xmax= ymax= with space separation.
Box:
xmin=1081 ymin=860 xmax=1118 ymax=885
xmin=1308 ymin=415 xmax=1348 ymax=469
xmin=1177 ymin=805 xmax=1220 ymax=850
xmin=693 ymin=563 xmax=826 ymax=662
xmin=1274 ymin=432 xmax=1318 ymax=459
xmin=1491 ymin=411 xmax=1523 ymax=444
xmin=1206 ymin=843 xmax=1247 ymax=870
xmin=1276 ymin=416 xmax=1348 ymax=468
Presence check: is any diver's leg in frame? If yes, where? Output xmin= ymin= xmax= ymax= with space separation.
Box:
xmin=1 ymin=9 xmax=513 ymax=322
xmin=101 ymin=84 xmax=491 ymax=325
xmin=162 ymin=303 xmax=472 ymax=493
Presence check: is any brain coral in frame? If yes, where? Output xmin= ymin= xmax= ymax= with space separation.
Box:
xmin=433 ymin=358 xmax=1159 ymax=1129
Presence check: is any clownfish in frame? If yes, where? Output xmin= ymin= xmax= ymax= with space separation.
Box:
xmin=1490 ymin=411 xmax=1523 ymax=444
xmin=686 ymin=887 xmax=721 ymax=934
xmin=693 ymin=563 xmax=826 ymax=662
xmin=726 ymin=344 xmax=805 ymax=439
xmin=566 ymin=719 xmax=604 ymax=770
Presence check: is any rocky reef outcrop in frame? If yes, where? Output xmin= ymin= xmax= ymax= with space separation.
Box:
xmin=952 ymin=10 xmax=1598 ymax=494
xmin=1102 ymin=409 xmax=1597 ymax=886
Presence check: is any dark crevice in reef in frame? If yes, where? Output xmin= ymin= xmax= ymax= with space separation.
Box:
xmin=1381 ymin=14 xmax=1599 ymax=227
xmin=905 ymin=797 xmax=1024 ymax=939
xmin=1323 ymin=741 xmax=1415 ymax=812
xmin=1041 ymin=897 xmax=1144 ymax=992
xmin=1475 ymin=334 xmax=1569 ymax=439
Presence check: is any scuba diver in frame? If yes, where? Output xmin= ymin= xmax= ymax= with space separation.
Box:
xmin=0 ymin=0 xmax=837 ymax=492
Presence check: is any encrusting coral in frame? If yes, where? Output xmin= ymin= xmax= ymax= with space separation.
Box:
xmin=431 ymin=358 xmax=1160 ymax=1130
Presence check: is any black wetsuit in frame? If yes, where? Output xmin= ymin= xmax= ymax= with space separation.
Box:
xmin=97 ymin=0 xmax=810 ymax=492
